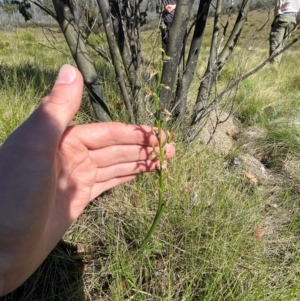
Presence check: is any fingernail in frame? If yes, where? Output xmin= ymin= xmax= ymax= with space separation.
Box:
xmin=55 ymin=64 xmax=77 ymax=84
xmin=164 ymin=143 xmax=175 ymax=155
xmin=164 ymin=144 xmax=172 ymax=154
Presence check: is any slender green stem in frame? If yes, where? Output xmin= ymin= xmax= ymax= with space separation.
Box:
xmin=140 ymin=92 xmax=165 ymax=249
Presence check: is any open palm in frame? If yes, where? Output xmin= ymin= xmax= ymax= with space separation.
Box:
xmin=0 ymin=65 xmax=175 ymax=296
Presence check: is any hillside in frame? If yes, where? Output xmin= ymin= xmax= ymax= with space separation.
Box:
xmin=1 ymin=8 xmax=300 ymax=300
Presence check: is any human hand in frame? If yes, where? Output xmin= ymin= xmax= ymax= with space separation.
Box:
xmin=165 ymin=4 xmax=176 ymax=13
xmin=0 ymin=65 xmax=175 ymax=296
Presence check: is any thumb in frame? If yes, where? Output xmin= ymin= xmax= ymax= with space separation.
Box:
xmin=7 ymin=65 xmax=84 ymax=152
xmin=39 ymin=64 xmax=84 ymax=132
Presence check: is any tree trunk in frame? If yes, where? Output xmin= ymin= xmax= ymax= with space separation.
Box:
xmin=110 ymin=0 xmax=138 ymax=89
xmin=218 ymin=0 xmax=251 ymax=64
xmin=191 ymin=0 xmax=222 ymax=125
xmin=192 ymin=0 xmax=252 ymax=125
xmin=97 ymin=0 xmax=135 ymax=124
xmin=52 ymin=0 xmax=111 ymax=122
xmin=159 ymin=0 xmax=194 ymax=111
xmin=174 ymin=0 xmax=211 ymax=122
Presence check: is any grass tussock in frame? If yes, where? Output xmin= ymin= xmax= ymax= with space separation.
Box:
xmin=1 ymin=10 xmax=300 ymax=300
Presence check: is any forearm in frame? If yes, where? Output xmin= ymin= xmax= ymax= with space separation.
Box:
xmin=0 ymin=137 xmax=56 ymax=236
xmin=0 ymin=205 xmax=74 ymax=297
xmin=0 ymin=244 xmax=52 ymax=296
xmin=0 ymin=138 xmax=58 ymax=296
xmin=0 ymin=197 xmax=71 ymax=297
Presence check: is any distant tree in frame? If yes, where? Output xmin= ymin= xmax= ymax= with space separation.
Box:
xmin=11 ymin=0 xmax=32 ymax=21
xmin=1 ymin=0 xmax=17 ymax=14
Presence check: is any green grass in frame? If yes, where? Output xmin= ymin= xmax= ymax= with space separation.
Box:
xmin=1 ymin=9 xmax=300 ymax=300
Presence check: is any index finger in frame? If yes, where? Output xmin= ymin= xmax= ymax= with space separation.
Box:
xmin=65 ymin=122 xmax=165 ymax=149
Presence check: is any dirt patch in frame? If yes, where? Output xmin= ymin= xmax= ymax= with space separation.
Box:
xmin=199 ymin=110 xmax=241 ymax=155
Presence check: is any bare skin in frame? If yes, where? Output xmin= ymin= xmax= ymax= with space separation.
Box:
xmin=0 ymin=65 xmax=175 ymax=296
xmin=165 ymin=4 xmax=176 ymax=13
